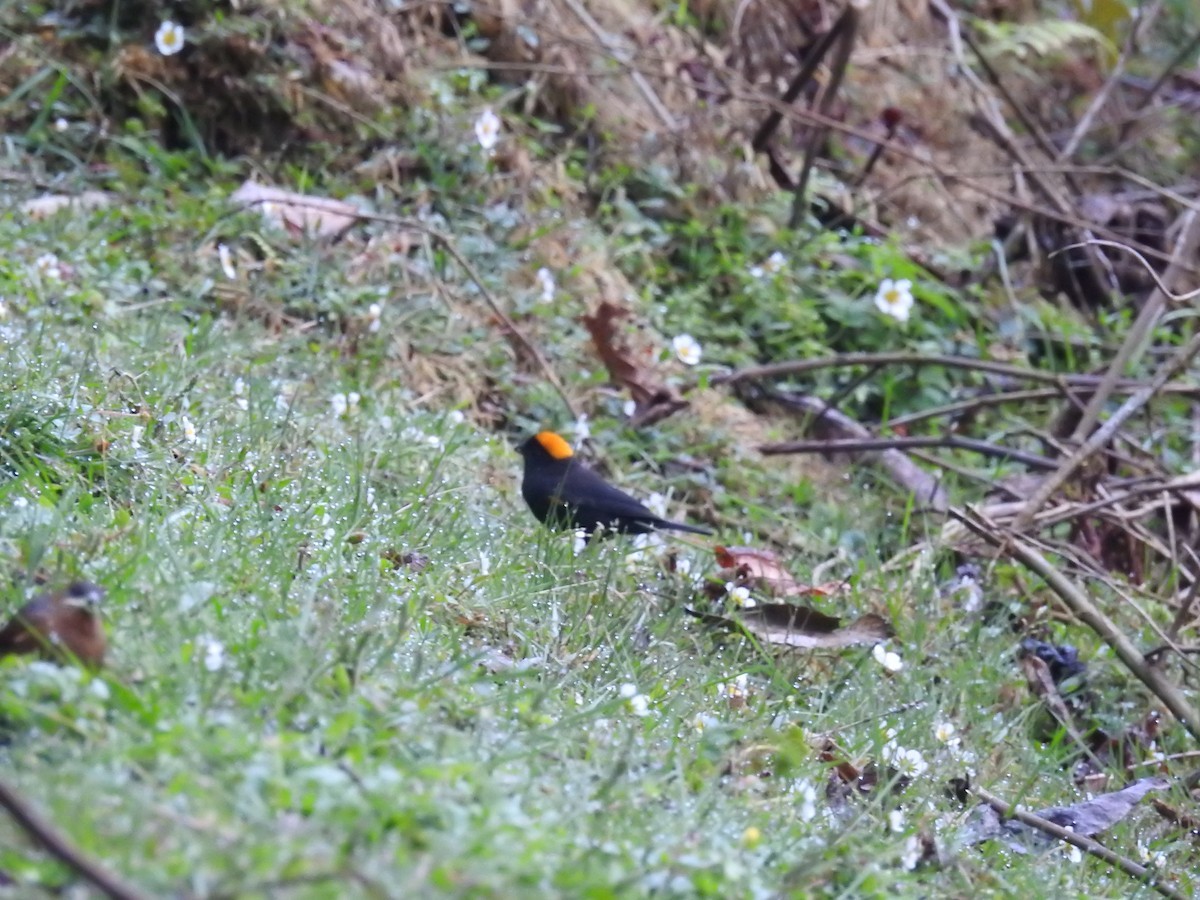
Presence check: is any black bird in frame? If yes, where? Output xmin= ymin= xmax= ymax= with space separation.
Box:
xmin=518 ymin=431 xmax=712 ymax=537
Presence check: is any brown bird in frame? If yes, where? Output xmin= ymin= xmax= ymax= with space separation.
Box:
xmin=0 ymin=582 xmax=106 ymax=669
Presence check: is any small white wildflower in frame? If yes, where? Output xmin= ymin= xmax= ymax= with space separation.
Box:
xmin=748 ymin=264 xmax=765 ymax=279
xmin=217 ymin=243 xmax=236 ymax=280
xmin=627 ymin=694 xmax=650 ymax=716
xmin=54 ymin=117 xmax=70 ymax=133
xmin=934 ymin=721 xmax=959 ymax=746
xmin=475 ymin=107 xmax=501 ymax=152
xmin=34 ymin=253 xmax=62 ymax=281
xmin=718 ymin=674 xmax=750 ymax=705
xmin=728 ymin=585 xmax=756 ymax=609
xmin=536 ymin=267 xmax=555 ymax=302
xmin=873 ymin=643 xmax=903 ymax=673
xmin=794 ymin=780 xmax=817 ymax=822
xmin=181 ymin=416 xmax=197 ymax=443
xmin=874 ymin=278 xmax=914 ymax=323
xmin=901 ymin=835 xmax=922 ymax=870
xmin=573 ymin=413 xmax=590 ymax=444
xmin=672 ymin=334 xmax=702 ymax=366
xmin=895 ymin=748 xmax=927 ymax=777
xmin=764 ymin=251 xmax=787 ymax=274
xmin=89 ymin=678 xmax=110 ymax=700
xmin=622 ymin=398 xmax=637 ymax=418
xmin=367 ymin=302 xmax=383 ymax=333
xmin=692 ymin=712 xmax=719 ymax=733
xmin=200 ymin=636 xmax=225 ymax=672
xmin=888 ymin=809 xmax=906 ymax=833
xmin=233 ymin=377 xmax=248 ymax=411
xmin=1065 ymin=840 xmax=1083 ymax=864
xmin=1137 ymin=842 xmax=1166 ymax=867
xmin=447 ymin=410 xmax=465 ymax=425
xmin=154 ymin=20 xmax=186 ymax=56
xmin=572 ymin=529 xmax=588 ymax=555
xmin=619 ymin=683 xmax=638 ymax=699
xmin=331 ymin=392 xmax=361 ymax=417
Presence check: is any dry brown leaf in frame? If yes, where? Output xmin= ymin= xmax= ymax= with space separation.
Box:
xmin=687 ymin=603 xmax=893 ymax=650
xmin=579 ymin=300 xmax=686 ymax=423
xmin=230 ymin=180 xmax=359 ymax=239
xmin=715 ymin=545 xmax=842 ymax=598
xmin=20 ymin=191 xmax=114 ymax=220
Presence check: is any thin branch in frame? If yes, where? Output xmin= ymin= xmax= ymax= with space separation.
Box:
xmin=0 ymin=779 xmax=149 ymax=900
xmin=759 ymin=435 xmax=1060 ymax=471
xmin=952 ymin=508 xmax=1200 ymax=742
xmin=713 ymin=351 xmax=1200 ymax=393
xmin=971 ymin=784 xmax=1187 ymax=900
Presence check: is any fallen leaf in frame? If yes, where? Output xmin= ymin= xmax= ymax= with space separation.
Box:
xmin=714 ymin=545 xmax=842 ymax=598
xmin=687 ymin=603 xmax=892 ymax=650
xmin=579 ymin=300 xmax=686 ymax=424
xmin=20 ymin=190 xmax=113 ymax=219
xmin=231 ymin=180 xmax=360 ymax=239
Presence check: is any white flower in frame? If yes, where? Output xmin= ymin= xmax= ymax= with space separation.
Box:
xmin=619 ymin=683 xmax=638 ymax=699
xmin=934 ymin=721 xmax=958 ymax=746
xmin=330 ymin=392 xmax=361 ymax=417
xmin=367 ymin=302 xmax=383 ymax=333
xmin=572 ymin=529 xmax=589 ymax=555
xmin=894 ymin=747 xmax=927 ymax=777
xmin=53 ymin=117 xmax=69 ymax=133
xmin=718 ymin=674 xmax=750 ymax=705
xmin=233 ymin=377 xmax=248 ymax=411
xmin=764 ymin=251 xmax=787 ymax=274
xmin=1137 ymin=842 xmax=1166 ymax=867
xmin=573 ymin=413 xmax=590 ymax=444
xmin=672 ymin=334 xmax=702 ymax=366
xmin=888 ymin=809 xmax=906 ymax=833
xmin=475 ymin=107 xmax=501 ymax=152
xmin=874 ymin=278 xmax=914 ymax=323
xmin=1065 ymin=837 xmax=1083 ymax=864
xmin=625 ymin=531 xmax=666 ymax=570
xmin=728 ymin=585 xmax=756 ymax=609
xmin=748 ymin=265 xmax=765 ymax=279
xmin=200 ymin=636 xmax=225 ymax=672
xmin=536 ymin=267 xmax=555 ymax=302
xmin=901 ymin=835 xmax=922 ymax=870
xmin=34 ymin=253 xmax=62 ymax=281
xmin=793 ymin=780 xmax=817 ymax=822
xmin=154 ymin=20 xmax=186 ymax=56
xmin=447 ymin=410 xmax=465 ymax=425
xmin=622 ymin=399 xmax=637 ymax=418
xmin=873 ymin=643 xmax=903 ymax=673
xmin=628 ymin=694 xmax=650 ymax=717
xmin=217 ymin=243 xmax=236 ymax=280
xmin=181 ymin=416 xmax=197 ymax=443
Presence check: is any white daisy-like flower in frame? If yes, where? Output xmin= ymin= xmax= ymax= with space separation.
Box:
xmin=200 ymin=636 xmax=225 ymax=672
xmin=873 ymin=643 xmax=903 ymax=673
xmin=34 ymin=253 xmax=62 ymax=281
xmin=628 ymin=694 xmax=650 ymax=716
xmin=217 ymin=243 xmax=236 ymax=280
xmin=934 ymin=721 xmax=958 ymax=745
xmin=728 ymin=584 xmax=756 ymax=609
xmin=1065 ymin=835 xmax=1083 ymax=864
xmin=874 ymin=278 xmax=914 ymax=323
xmin=672 ymin=334 xmax=702 ymax=366
xmin=536 ymin=267 xmax=555 ymax=302
xmin=718 ymin=673 xmax=750 ymax=705
xmin=793 ymin=780 xmax=817 ymax=822
xmin=894 ymin=747 xmax=928 ymax=777
xmin=475 ymin=107 xmax=501 ymax=152
xmin=154 ymin=20 xmax=186 ymax=57
xmin=901 ymin=835 xmax=922 ymax=870
xmin=233 ymin=377 xmax=248 ymax=411
xmin=888 ymin=809 xmax=906 ymax=833
xmin=53 ymin=117 xmax=69 ymax=133
xmin=573 ymin=413 xmax=590 ymax=444
xmin=764 ymin=251 xmax=787 ymax=274
xmin=330 ymin=392 xmax=361 ymax=417
xmin=1137 ymin=842 xmax=1166 ymax=867
xmin=367 ymin=302 xmax=383 ymax=333
xmin=572 ymin=529 xmax=589 ymax=555
xmin=181 ymin=416 xmax=197 ymax=443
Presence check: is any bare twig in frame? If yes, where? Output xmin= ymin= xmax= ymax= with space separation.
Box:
xmin=714 ymin=351 xmax=1199 ymax=393
xmin=0 ymin=778 xmax=149 ymax=900
xmin=971 ymin=784 xmax=1187 ymax=900
xmin=953 ymin=508 xmax=1200 ymax=742
xmin=759 ymin=435 xmax=1059 ymax=471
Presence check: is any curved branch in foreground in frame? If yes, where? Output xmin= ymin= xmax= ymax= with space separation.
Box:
xmin=971 ymin=784 xmax=1187 ymax=900
xmin=952 ymin=508 xmax=1200 ymax=743
xmin=0 ymin=778 xmax=148 ymax=900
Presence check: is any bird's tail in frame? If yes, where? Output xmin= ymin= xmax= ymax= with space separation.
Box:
xmin=659 ymin=520 xmax=713 ymax=536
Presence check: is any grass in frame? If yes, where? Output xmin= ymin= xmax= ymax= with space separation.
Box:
xmin=0 ymin=132 xmax=1191 ymax=900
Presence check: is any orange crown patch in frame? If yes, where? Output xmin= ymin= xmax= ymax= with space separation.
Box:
xmin=535 ymin=431 xmax=574 ymax=460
